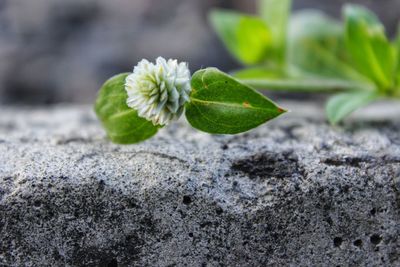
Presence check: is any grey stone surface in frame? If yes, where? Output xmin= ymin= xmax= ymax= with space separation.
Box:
xmin=0 ymin=101 xmax=400 ymax=266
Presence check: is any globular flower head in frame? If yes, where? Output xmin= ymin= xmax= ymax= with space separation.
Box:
xmin=125 ymin=57 xmax=191 ymax=126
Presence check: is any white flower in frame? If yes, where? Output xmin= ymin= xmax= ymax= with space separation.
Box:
xmin=125 ymin=57 xmax=192 ymax=126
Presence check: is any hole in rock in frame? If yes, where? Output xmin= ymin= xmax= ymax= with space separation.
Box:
xmin=353 ymin=239 xmax=362 ymax=247
xmin=370 ymin=234 xmax=382 ymax=245
xmin=370 ymin=208 xmax=377 ymax=216
xmin=182 ymin=195 xmax=192 ymax=205
xmin=333 ymin=237 xmax=343 ymax=247
xmin=107 ymin=258 xmax=118 ymax=267
xmin=215 ymin=207 xmax=223 ymax=215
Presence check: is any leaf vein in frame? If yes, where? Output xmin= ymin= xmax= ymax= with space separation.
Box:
xmin=191 ymin=98 xmax=278 ymax=112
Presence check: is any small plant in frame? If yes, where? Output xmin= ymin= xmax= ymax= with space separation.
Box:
xmin=210 ymin=0 xmax=400 ymax=124
xmin=95 ymin=57 xmax=286 ymax=144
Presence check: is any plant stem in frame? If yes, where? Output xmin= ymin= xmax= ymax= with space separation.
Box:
xmin=240 ymin=78 xmax=375 ymax=93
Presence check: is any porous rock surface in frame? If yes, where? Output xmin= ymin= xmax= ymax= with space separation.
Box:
xmin=0 ymin=101 xmax=399 ymax=266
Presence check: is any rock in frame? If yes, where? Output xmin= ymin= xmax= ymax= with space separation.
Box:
xmin=0 ymin=101 xmax=400 ymax=266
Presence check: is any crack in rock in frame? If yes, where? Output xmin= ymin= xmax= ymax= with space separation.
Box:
xmin=231 ymin=151 xmax=304 ymax=179
xmin=322 ymin=155 xmax=400 ymax=168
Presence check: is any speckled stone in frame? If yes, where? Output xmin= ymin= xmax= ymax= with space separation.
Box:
xmin=0 ymin=101 xmax=399 ymax=266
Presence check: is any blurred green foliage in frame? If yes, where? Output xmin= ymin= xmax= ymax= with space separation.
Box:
xmin=210 ymin=0 xmax=400 ymax=124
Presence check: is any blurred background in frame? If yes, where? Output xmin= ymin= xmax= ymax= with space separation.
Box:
xmin=0 ymin=0 xmax=399 ymax=105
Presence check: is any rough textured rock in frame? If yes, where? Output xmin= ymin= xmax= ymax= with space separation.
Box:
xmin=0 ymin=101 xmax=400 ymax=266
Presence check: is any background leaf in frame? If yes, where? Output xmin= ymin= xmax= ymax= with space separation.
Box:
xmin=186 ymin=68 xmax=286 ymax=134
xmin=232 ymin=66 xmax=288 ymax=80
xmin=95 ymin=73 xmax=158 ymax=144
xmin=326 ymin=91 xmax=379 ymax=124
xmin=233 ymin=67 xmax=374 ymax=92
xmin=344 ymin=4 xmax=396 ymax=88
xmin=287 ymin=10 xmax=369 ymax=83
xmin=396 ymin=24 xmax=400 ymax=88
xmin=209 ymin=10 xmax=272 ymax=65
xmin=258 ymin=0 xmax=291 ymax=64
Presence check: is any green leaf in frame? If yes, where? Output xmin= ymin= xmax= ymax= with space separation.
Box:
xmin=232 ymin=66 xmax=288 ymax=80
xmin=258 ymin=0 xmax=291 ymax=63
xmin=326 ymin=91 xmax=379 ymax=124
xmin=209 ymin=10 xmax=272 ymax=65
xmin=287 ymin=10 xmax=369 ymax=83
xmin=396 ymin=24 xmax=400 ymax=87
xmin=344 ymin=4 xmax=396 ymax=88
xmin=185 ymin=68 xmax=286 ymax=134
xmin=233 ymin=67 xmax=374 ymax=92
xmin=94 ymin=73 xmax=158 ymax=144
